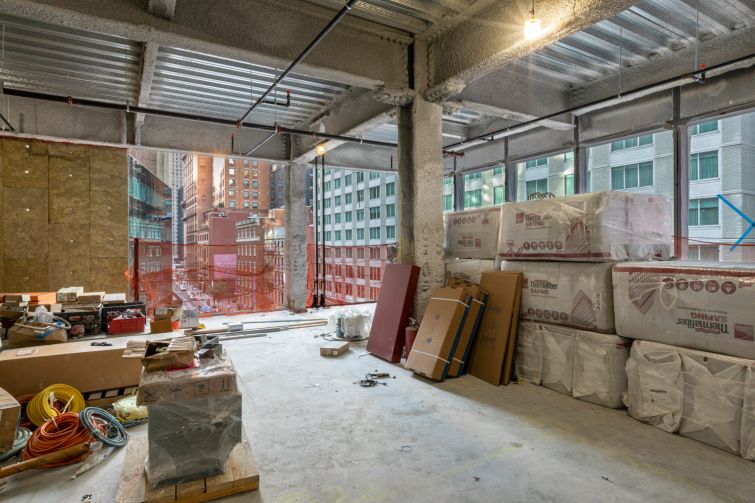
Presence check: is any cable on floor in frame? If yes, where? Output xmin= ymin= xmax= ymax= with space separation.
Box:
xmin=21 ymin=412 xmax=96 ymax=467
xmin=0 ymin=427 xmax=32 ymax=462
xmin=26 ymin=384 xmax=86 ymax=427
xmin=79 ymin=407 xmax=129 ymax=448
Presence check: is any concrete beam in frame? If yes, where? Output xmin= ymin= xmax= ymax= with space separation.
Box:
xmin=426 ymin=0 xmax=639 ymax=100
xmin=321 ymin=143 xmax=397 ymax=173
xmin=3 ymin=0 xmax=409 ymax=89
xmin=137 ymin=42 xmax=160 ymax=107
xmin=147 ymin=0 xmax=176 ymax=20
xmin=448 ymin=100 xmax=573 ymax=132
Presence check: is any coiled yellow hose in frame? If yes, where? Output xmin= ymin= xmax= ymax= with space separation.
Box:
xmin=27 ymin=384 xmax=86 ymax=427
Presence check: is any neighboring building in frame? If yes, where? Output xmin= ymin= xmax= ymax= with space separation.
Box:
xmin=183 ymin=154 xmax=214 ymax=287
xmin=164 ymin=152 xmax=184 ymax=261
xmin=128 ymin=153 xmax=173 ymax=307
xmin=264 ymin=208 xmax=286 ymax=310
xmin=236 ymin=215 xmax=265 ymax=311
xmin=213 ymin=157 xmax=272 ymax=212
xmin=270 ymin=163 xmax=314 ymax=209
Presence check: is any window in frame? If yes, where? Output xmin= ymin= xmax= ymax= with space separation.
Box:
xmin=229 ymin=179 xmax=235 ymax=186
xmin=526 ymin=178 xmax=548 ymax=197
xmin=335 ymin=195 xmax=341 ymax=206
xmin=386 ymin=225 xmax=396 ymax=240
xmin=464 ymin=172 xmax=482 ymax=182
xmin=324 ymin=214 xmax=331 ymax=224
xmin=345 ymin=229 xmax=352 ymax=241
xmin=386 ymin=182 xmax=395 ymax=196
xmin=357 ymin=172 xmax=364 ymax=183
xmin=443 ymin=194 xmax=453 ymax=211
xmin=334 ymin=178 xmax=341 ymax=189
xmin=690 ymin=120 xmax=718 ymax=135
xmin=611 ymin=134 xmax=653 ymax=151
xmin=244 ymin=201 xmax=249 ymax=208
xmin=369 ymin=227 xmax=380 ymax=240
xmin=325 ymin=231 xmax=332 ymax=242
xmin=357 ymin=228 xmax=364 ymax=240
xmin=494 ymin=186 xmax=505 ymax=205
xmin=357 ymin=209 xmax=365 ymax=221
xmin=357 ymin=190 xmax=364 ymax=202
xmin=369 ymin=206 xmax=380 ymax=219
xmin=243 ymin=179 xmax=249 ymax=188
xmin=229 ymin=189 xmax=235 ymax=197
xmin=564 ymin=174 xmax=575 ymax=195
xmin=386 ymin=203 xmax=395 ymax=218
xmin=525 ymin=158 xmax=548 ymax=169
xmin=611 ymin=161 xmax=653 ymax=190
xmin=229 ymin=200 xmax=236 ymax=208
xmin=335 ymin=213 xmax=342 ymax=224
xmin=324 ymin=198 xmax=331 ymax=209
xmin=369 ymin=172 xmax=380 ymax=180
xmin=493 ymin=166 xmax=504 ymax=175
xmin=243 ymin=190 xmax=249 ymax=199
xmin=324 ymin=181 xmax=331 ymax=192
xmin=689 ymin=198 xmax=719 ymax=226
xmin=688 ymin=245 xmax=720 ymax=262
xmin=690 ymin=151 xmax=718 ymax=181
xmin=252 ymin=169 xmax=258 ymax=177
xmin=345 ymin=212 xmax=352 ymax=223
xmin=369 ymin=186 xmax=380 ymax=199
xmin=252 ymin=202 xmax=258 ymax=208
xmin=345 ymin=193 xmax=352 ymax=204
xmin=464 ymin=189 xmax=482 ymax=208
xmin=229 ymin=167 xmax=235 ymax=176
xmin=443 ymin=176 xmax=454 ymax=212
xmin=344 ymin=174 xmax=352 ymax=186
xmin=335 ymin=230 xmax=341 ymax=241
xmin=252 ymin=191 xmax=258 ymax=198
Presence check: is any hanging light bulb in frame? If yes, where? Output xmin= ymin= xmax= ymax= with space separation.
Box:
xmin=524 ymin=0 xmax=542 ymax=40
xmin=316 ymin=144 xmax=326 ymax=156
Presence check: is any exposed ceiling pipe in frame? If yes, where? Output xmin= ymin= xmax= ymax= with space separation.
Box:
xmin=236 ymin=0 xmax=358 ymax=125
xmin=0 ymin=87 xmax=397 ymax=151
xmin=444 ymin=52 xmax=755 ymax=152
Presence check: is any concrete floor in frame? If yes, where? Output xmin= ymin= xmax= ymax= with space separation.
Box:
xmin=2 ymin=305 xmax=755 ymax=503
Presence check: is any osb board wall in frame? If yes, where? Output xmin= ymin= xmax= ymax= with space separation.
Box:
xmin=0 ymin=138 xmax=129 ymax=293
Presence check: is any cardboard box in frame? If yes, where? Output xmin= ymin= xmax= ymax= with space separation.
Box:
xmin=7 ymin=321 xmax=68 ymax=348
xmin=320 ymin=341 xmax=349 ymax=357
xmin=154 ymin=306 xmax=183 ymax=322
xmin=467 ymin=271 xmax=523 ymax=386
xmin=445 ymin=259 xmax=496 ymax=285
xmin=77 ymin=291 xmax=105 ymax=304
xmin=150 ymin=318 xmax=180 ymax=334
xmin=0 ymin=338 xmax=143 ymax=396
xmin=56 ymin=287 xmax=84 ymax=303
xmin=0 ymin=387 xmax=21 ymax=451
xmin=136 ymin=353 xmax=237 ymax=405
xmin=447 ymin=290 xmax=488 ymax=378
xmin=102 ymin=293 xmax=127 ymax=305
xmin=405 ymin=287 xmax=470 ymax=381
xmin=2 ymin=294 xmax=29 ymax=303
xmin=2 ymin=292 xmax=56 ymax=304
xmin=444 ymin=208 xmax=501 ymax=259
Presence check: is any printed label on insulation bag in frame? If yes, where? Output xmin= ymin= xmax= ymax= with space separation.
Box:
xmin=444 ymin=208 xmax=500 ymax=259
xmin=501 ymin=261 xmax=615 ymax=332
xmin=497 ymin=191 xmax=673 ymax=261
xmin=613 ymin=262 xmax=755 ymax=359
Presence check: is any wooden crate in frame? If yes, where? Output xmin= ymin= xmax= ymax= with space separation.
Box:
xmin=116 ymin=435 xmax=259 ymax=503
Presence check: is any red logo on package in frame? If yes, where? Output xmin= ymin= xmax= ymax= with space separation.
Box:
xmin=516 ymin=213 xmax=524 ymax=224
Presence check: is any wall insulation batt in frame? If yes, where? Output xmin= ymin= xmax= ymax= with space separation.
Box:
xmin=444 ymin=208 xmax=500 ymax=259
xmin=497 ymin=191 xmax=673 ymax=261
xmin=515 ymin=321 xmax=630 ymax=409
xmin=613 ymin=262 xmax=755 ymax=359
xmin=501 ymin=261 xmax=615 ymax=332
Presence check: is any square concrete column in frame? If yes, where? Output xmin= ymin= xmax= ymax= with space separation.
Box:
xmin=284 ymin=161 xmax=308 ymax=312
xmin=397 ymin=41 xmax=445 ymax=320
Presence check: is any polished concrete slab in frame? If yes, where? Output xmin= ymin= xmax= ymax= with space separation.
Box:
xmin=2 ymin=306 xmax=754 ymax=502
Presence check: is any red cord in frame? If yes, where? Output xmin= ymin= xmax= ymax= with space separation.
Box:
xmin=21 ymin=412 xmax=100 ymax=467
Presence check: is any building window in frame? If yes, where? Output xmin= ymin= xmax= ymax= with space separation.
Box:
xmin=253 ymin=191 xmax=258 ymax=198
xmin=344 ymin=174 xmax=352 ymax=186
xmin=252 ymin=202 xmax=258 ymax=208
xmin=386 ymin=203 xmax=395 ymax=218
xmin=229 ymin=167 xmax=235 ymax=176
xmin=357 ymin=190 xmax=364 ymax=202
xmin=325 ymin=231 xmax=332 ymax=242
xmin=229 ymin=189 xmax=235 ymax=196
xmin=493 ymin=166 xmax=504 ymax=175
xmin=252 ymin=159 xmax=258 ymax=166
xmin=334 ymin=178 xmax=341 ymax=189
xmin=525 ymin=158 xmax=548 ymax=169
xmin=324 ymin=214 xmax=331 ymax=224
xmin=690 ymin=120 xmax=718 ymax=135
xmin=345 ymin=229 xmax=352 ymax=241
xmin=357 ymin=228 xmax=364 ymax=240
xmin=229 ymin=179 xmax=235 ymax=186
xmin=688 ymin=245 xmax=720 ymax=261
xmin=611 ymin=134 xmax=653 ymax=151
xmin=345 ymin=193 xmax=352 ymax=205
xmin=324 ymin=199 xmax=331 ymax=209
xmin=386 ymin=182 xmax=395 ymax=196
xmin=525 ymin=178 xmax=548 ymax=198
xmin=564 ymin=174 xmax=575 ymax=195
xmin=689 ymin=198 xmax=719 ymax=226
xmin=243 ymin=190 xmax=249 ymax=199
xmin=335 ymin=230 xmax=342 ymax=241
xmin=369 ymin=186 xmax=380 ymax=199
xmin=324 ymin=181 xmax=331 ymax=192
xmin=335 ymin=213 xmax=342 ymax=224
xmin=443 ymin=194 xmax=453 ymax=211
xmin=244 ymin=201 xmax=249 ymax=208
xmin=464 ymin=189 xmax=482 ymax=208
xmin=464 ymin=172 xmax=482 ymax=182
xmin=345 ymin=212 xmax=352 ymax=223
xmin=690 ymin=151 xmax=718 ymax=181
xmin=252 ymin=169 xmax=258 ymax=177
xmin=386 ymin=225 xmax=396 ymax=240
xmin=611 ymin=161 xmax=653 ymax=190
xmin=357 ymin=209 xmax=364 ymax=221
xmin=369 ymin=172 xmax=380 ymax=180
xmin=369 ymin=227 xmax=380 ymax=240
xmin=494 ymin=186 xmax=505 ymax=204
xmin=369 ymin=206 xmax=380 ymax=219
xmin=229 ymin=200 xmax=236 ymax=208
xmin=357 ymin=172 xmax=364 ymax=183
xmin=335 ymin=195 xmax=341 ymax=206
xmin=243 ymin=179 xmax=249 ymax=188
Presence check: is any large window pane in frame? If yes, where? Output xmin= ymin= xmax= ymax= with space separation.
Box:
xmin=459 ymin=165 xmax=505 ymax=208
xmin=516 ymin=151 xmax=573 ymax=201
xmin=443 ymin=176 xmax=454 ymax=212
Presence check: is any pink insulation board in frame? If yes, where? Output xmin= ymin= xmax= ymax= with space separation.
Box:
xmin=444 ymin=208 xmax=500 ymax=259
xmin=613 ymin=262 xmax=755 ymax=360
xmin=497 ymin=191 xmax=673 ymax=262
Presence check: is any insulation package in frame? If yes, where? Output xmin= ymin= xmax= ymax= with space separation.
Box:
xmin=497 ymin=191 xmax=673 ymax=261
xmin=501 ymin=261 xmax=615 ymax=332
xmin=445 ymin=259 xmax=496 ymax=285
xmin=444 ymin=208 xmax=500 ymax=259
xmin=516 ymin=321 xmax=630 ymax=409
xmin=613 ymin=262 xmax=755 ymax=360
xmin=625 ymin=340 xmax=755 ymax=458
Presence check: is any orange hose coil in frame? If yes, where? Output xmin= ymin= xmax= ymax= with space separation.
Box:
xmin=21 ymin=412 xmax=99 ymax=467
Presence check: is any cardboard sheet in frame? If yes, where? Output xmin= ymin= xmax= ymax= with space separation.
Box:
xmin=497 ymin=191 xmax=673 ymax=261
xmin=502 ymin=260 xmax=615 ymax=333
xmin=444 ymin=208 xmax=500 ymax=259
xmin=0 ymin=387 xmax=20 ymax=451
xmin=448 ymin=289 xmax=488 ymax=378
xmin=466 ymin=271 xmax=522 ymax=386
xmin=367 ymin=263 xmax=420 ymax=363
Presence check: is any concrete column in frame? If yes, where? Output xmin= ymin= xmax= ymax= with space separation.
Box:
xmin=284 ymin=160 xmax=308 ymax=312
xmin=397 ymin=40 xmax=445 ymax=320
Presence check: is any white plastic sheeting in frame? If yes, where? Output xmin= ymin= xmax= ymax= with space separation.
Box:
xmin=501 ymin=261 xmax=615 ymax=332
xmin=516 ymin=321 xmax=630 ymax=408
xmin=613 ymin=262 xmax=755 ymax=359
xmin=497 ymin=191 xmax=673 ymax=262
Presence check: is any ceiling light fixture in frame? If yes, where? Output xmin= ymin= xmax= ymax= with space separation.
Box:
xmin=524 ymin=0 xmax=542 ymax=41
xmin=316 ymin=144 xmax=326 ymax=156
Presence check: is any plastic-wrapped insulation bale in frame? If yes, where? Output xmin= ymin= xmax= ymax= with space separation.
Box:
xmin=539 ymin=324 xmax=575 ymax=395
xmin=573 ymin=330 xmax=630 ymax=409
xmin=444 ymin=208 xmax=500 ymax=259
xmin=497 ymin=191 xmax=672 ymax=262
xmin=742 ymin=367 xmax=755 ymax=460
xmin=515 ymin=322 xmax=543 ymax=385
xmin=501 ymin=261 xmax=615 ymax=332
xmin=624 ymin=340 xmax=685 ymax=433
xmin=613 ymin=261 xmax=755 ymax=359
xmin=679 ymin=351 xmax=745 ymax=455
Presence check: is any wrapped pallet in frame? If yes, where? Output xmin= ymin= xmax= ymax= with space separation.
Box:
xmin=613 ymin=262 xmax=755 ymax=359
xmin=444 ymin=208 xmax=500 ymax=259
xmin=445 ymin=258 xmax=496 ymax=285
xmin=501 ymin=261 xmax=615 ymax=332
xmin=497 ymin=191 xmax=672 ymax=261
xmin=516 ymin=322 xmax=629 ymax=408
xmin=624 ymin=340 xmax=684 ymax=433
